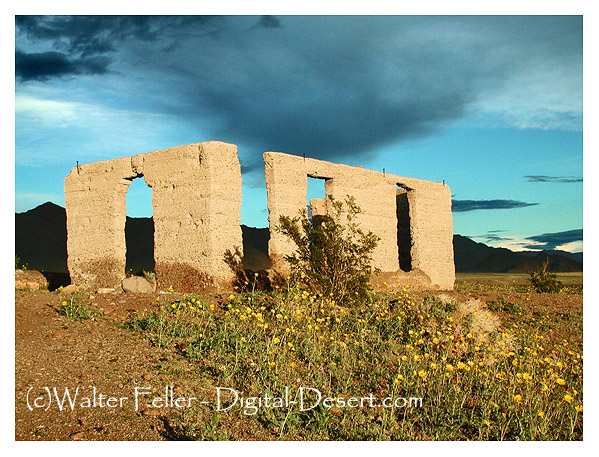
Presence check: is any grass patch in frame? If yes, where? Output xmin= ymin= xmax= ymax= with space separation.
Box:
xmin=487 ymin=298 xmax=525 ymax=315
xmin=57 ymin=293 xmax=100 ymax=321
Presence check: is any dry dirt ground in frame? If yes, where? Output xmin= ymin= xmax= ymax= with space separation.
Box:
xmin=14 ymin=288 xmax=582 ymax=441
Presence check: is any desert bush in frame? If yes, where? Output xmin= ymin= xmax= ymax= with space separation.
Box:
xmin=276 ymin=195 xmax=379 ymax=306
xmin=529 ymin=260 xmax=563 ymax=293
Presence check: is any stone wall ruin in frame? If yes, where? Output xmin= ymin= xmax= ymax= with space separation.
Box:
xmin=64 ymin=141 xmax=243 ymax=291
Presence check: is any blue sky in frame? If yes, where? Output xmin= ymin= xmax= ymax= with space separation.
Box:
xmin=14 ymin=15 xmax=583 ymax=253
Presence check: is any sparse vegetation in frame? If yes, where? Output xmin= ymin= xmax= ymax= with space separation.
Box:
xmin=455 ymin=272 xmax=581 ymax=295
xmin=57 ymin=293 xmax=100 ymax=321
xmin=15 ymin=255 xmax=27 ymax=270
xmin=529 ymin=260 xmax=563 ymax=293
xmin=487 ymin=297 xmax=525 ymax=315
xmin=143 ymin=270 xmax=156 ymax=286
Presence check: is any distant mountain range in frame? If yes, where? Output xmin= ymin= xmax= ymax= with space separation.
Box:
xmin=15 ymin=202 xmax=582 ymax=279
xmin=452 ymin=234 xmax=582 ymax=273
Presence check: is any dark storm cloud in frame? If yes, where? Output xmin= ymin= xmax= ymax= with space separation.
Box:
xmin=525 ymin=175 xmax=582 ymax=183
xmin=452 ymin=199 xmax=538 ymax=212
xmin=471 ymin=233 xmax=510 ymax=243
xmin=257 ymin=15 xmax=282 ymax=28
xmin=523 ymin=229 xmax=582 ymax=250
xmin=15 ymin=15 xmax=582 ymax=169
xmin=484 ymin=234 xmax=510 ymax=242
xmin=15 ymin=50 xmax=110 ymax=81
xmin=15 ymin=16 xmax=222 ymax=57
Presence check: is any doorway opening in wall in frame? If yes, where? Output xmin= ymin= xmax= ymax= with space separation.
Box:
xmin=396 ymin=184 xmax=412 ymax=272
xmin=307 ymin=176 xmax=327 ymax=220
xmin=125 ymin=176 xmax=155 ymax=277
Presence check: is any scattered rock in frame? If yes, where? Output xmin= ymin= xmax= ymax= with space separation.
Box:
xmin=61 ymin=284 xmax=79 ymax=293
xmin=69 ymin=431 xmax=84 ymax=440
xmin=141 ymin=409 xmax=161 ymax=416
xmin=122 ymin=276 xmax=154 ymax=294
xmin=330 ymin=406 xmax=344 ymax=416
xmin=15 ymin=269 xmax=48 ymax=291
xmin=97 ymin=288 xmax=116 ymax=294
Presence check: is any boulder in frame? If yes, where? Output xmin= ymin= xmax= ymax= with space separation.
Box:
xmin=15 ymin=269 xmax=48 ymax=291
xmin=122 ymin=276 xmax=154 ymax=294
xmin=61 ymin=284 xmax=79 ymax=293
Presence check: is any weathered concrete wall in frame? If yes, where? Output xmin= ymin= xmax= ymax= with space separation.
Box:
xmin=65 ymin=141 xmax=242 ymax=290
xmin=264 ymin=151 xmax=455 ymax=289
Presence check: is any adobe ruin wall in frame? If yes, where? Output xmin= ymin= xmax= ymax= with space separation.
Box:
xmin=64 ymin=141 xmax=243 ymax=290
xmin=264 ymin=152 xmax=455 ymax=289
xmin=64 ymin=143 xmax=454 ymax=291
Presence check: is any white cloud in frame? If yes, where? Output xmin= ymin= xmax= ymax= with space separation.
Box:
xmin=15 ymin=95 xmax=82 ymax=126
xmin=555 ymin=241 xmax=583 ymax=253
xmin=470 ymin=70 xmax=582 ymax=132
xmin=481 ymin=236 xmax=539 ymax=252
xmin=15 ymin=91 xmax=203 ymax=167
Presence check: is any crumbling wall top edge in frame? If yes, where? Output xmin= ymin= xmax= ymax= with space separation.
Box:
xmin=67 ymin=141 xmax=236 ymax=173
xmin=262 ymin=151 xmax=449 ymax=189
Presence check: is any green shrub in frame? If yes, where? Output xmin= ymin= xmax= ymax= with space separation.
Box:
xmin=529 ymin=260 xmax=563 ymax=293
xmin=276 ymin=195 xmax=379 ymax=306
